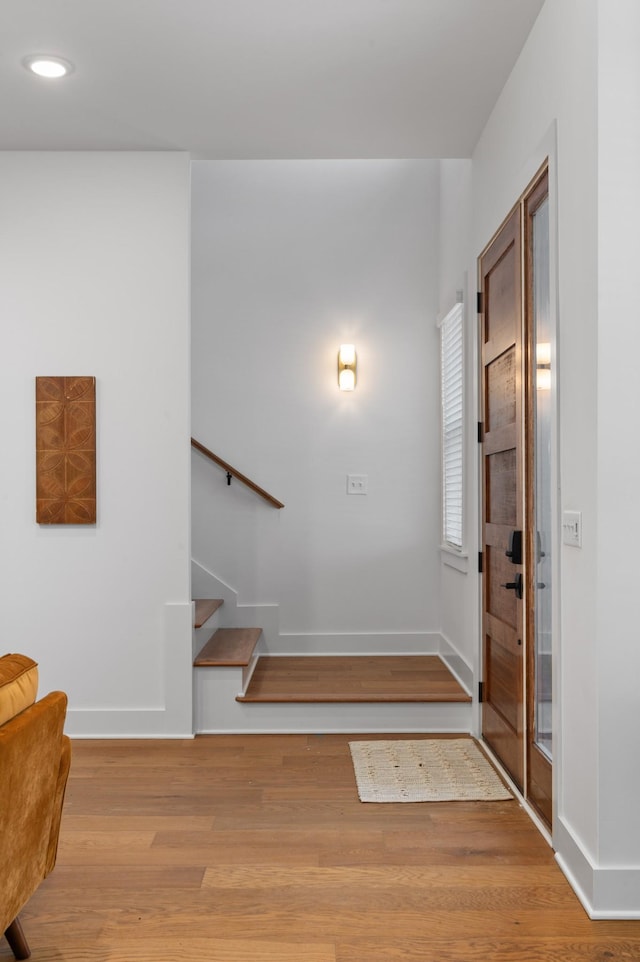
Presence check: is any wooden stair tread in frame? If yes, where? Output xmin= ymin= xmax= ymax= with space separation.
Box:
xmin=236 ymin=655 xmax=472 ymax=704
xmin=194 ymin=598 xmax=223 ymax=628
xmin=194 ymin=627 xmax=262 ymax=667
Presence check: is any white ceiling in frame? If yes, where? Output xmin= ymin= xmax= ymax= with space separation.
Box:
xmin=0 ymin=0 xmax=544 ymax=158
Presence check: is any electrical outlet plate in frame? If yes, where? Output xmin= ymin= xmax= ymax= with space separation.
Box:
xmin=347 ymin=474 xmax=368 ymax=495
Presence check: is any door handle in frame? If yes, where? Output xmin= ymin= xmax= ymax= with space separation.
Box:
xmin=500 ymin=573 xmax=523 ymax=599
xmin=505 ymin=530 xmax=523 ymax=565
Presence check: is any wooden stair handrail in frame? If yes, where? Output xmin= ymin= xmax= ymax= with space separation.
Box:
xmin=191 ymin=437 xmax=284 ymax=509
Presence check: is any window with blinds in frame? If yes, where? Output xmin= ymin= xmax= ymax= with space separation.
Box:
xmin=439 ymin=301 xmax=464 ymax=549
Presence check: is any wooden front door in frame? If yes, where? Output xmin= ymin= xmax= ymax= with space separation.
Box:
xmin=479 ymin=166 xmax=553 ymax=827
xmin=479 ymin=206 xmax=525 ymax=791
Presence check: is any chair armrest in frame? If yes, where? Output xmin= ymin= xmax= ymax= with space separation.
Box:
xmin=0 ymin=690 xmax=68 ymax=934
xmin=45 ymin=734 xmax=71 ymax=876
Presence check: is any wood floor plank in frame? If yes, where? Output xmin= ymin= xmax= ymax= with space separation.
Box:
xmin=62 ymin=814 xmax=215 ymax=832
xmin=15 ymin=734 xmax=640 ymax=962
xmin=19 ymin=938 xmax=336 ymax=962
xmin=51 ymin=864 xmax=205 ymax=889
xmin=83 ymin=904 xmax=640 ymax=942
xmin=335 ymin=939 xmax=640 ymax=962
xmin=201 ymin=863 xmax=566 ymax=890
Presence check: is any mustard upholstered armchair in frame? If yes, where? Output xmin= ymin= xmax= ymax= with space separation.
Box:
xmin=0 ymin=654 xmax=71 ymax=960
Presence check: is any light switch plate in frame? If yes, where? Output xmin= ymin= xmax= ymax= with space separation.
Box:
xmin=347 ymin=474 xmax=368 ymax=495
xmin=562 ymin=510 xmax=582 ymax=547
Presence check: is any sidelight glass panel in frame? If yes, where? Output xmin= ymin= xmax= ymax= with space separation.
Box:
xmin=532 ymin=197 xmax=552 ymax=762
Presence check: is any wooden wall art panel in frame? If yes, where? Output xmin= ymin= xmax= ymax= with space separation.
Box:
xmin=36 ymin=376 xmax=96 ymax=524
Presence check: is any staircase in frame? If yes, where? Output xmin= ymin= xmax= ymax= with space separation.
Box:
xmin=190 ymin=443 xmax=473 ymax=734
xmin=190 ymin=448 xmax=472 ymax=735
xmin=192 ymin=596 xmax=472 ymax=735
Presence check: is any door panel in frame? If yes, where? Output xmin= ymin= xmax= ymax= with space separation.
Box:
xmin=480 ymin=206 xmax=524 ymax=792
xmin=486 ymin=448 xmax=517 ymax=525
xmin=484 ymin=250 xmax=518 ymax=347
xmin=486 ymin=638 xmax=521 ymax=730
xmin=486 ymin=348 xmax=517 ymax=432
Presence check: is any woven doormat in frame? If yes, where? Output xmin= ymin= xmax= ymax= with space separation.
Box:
xmin=349 ymin=738 xmax=512 ymax=802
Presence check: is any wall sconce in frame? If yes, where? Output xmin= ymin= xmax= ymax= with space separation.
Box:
xmin=338 ymin=344 xmax=357 ymax=391
xmin=536 ymin=342 xmax=551 ymax=391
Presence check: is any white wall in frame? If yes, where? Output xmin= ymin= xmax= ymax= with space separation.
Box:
xmin=596 ymin=0 xmax=640 ymax=878
xmin=449 ymin=0 xmax=640 ymax=917
xmin=191 ymin=160 xmax=442 ymax=648
xmin=436 ymin=160 xmax=476 ymax=690
xmin=437 ymin=160 xmax=472 ymax=317
xmin=0 ymin=152 xmax=192 ymax=736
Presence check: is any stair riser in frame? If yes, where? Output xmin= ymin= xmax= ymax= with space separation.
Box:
xmin=193 ymin=611 xmax=223 ymax=659
xmin=193 ymin=668 xmax=471 ymax=734
xmin=242 ymin=635 xmax=266 ymax=691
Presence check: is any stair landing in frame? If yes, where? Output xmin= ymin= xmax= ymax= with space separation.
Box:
xmin=236 ymin=655 xmax=471 ymax=703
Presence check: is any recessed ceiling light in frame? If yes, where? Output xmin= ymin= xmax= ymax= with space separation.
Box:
xmin=23 ymin=55 xmax=75 ymax=79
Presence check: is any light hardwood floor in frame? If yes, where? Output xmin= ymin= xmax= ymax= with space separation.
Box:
xmin=9 ymin=734 xmax=640 ymax=961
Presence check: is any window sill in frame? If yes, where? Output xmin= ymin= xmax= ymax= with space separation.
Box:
xmin=440 ymin=546 xmax=469 ymax=573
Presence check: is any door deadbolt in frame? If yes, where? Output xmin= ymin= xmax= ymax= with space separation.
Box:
xmin=500 ymin=572 xmax=523 ymax=599
xmin=505 ymin=530 xmax=523 ymax=565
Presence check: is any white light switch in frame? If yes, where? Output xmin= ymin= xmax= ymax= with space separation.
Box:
xmin=347 ymin=474 xmax=368 ymax=495
xmin=562 ymin=510 xmax=582 ymax=547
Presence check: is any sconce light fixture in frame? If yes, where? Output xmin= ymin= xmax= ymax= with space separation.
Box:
xmin=338 ymin=344 xmax=357 ymax=391
xmin=536 ymin=342 xmax=551 ymax=391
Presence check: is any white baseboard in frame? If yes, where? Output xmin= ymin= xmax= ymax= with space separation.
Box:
xmin=554 ymin=816 xmax=640 ymax=919
xmin=65 ymin=709 xmax=193 ymax=739
xmin=438 ymin=633 xmax=473 ymax=694
xmin=270 ymin=631 xmax=441 ymax=655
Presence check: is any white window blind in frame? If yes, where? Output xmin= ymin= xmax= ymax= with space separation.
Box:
xmin=439 ymin=301 xmax=464 ymax=549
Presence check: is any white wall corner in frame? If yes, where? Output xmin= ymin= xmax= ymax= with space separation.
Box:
xmin=554 ymin=815 xmax=640 ymax=919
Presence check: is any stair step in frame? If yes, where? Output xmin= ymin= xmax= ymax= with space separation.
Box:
xmin=236 ymin=655 xmax=472 ymax=704
xmin=194 ymin=598 xmax=223 ymax=629
xmin=194 ymin=627 xmax=262 ymax=667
